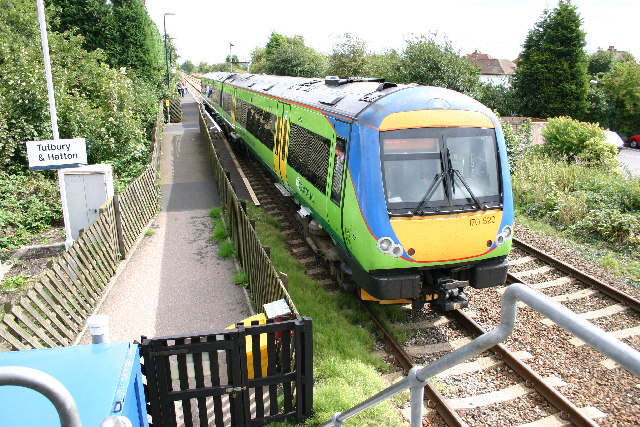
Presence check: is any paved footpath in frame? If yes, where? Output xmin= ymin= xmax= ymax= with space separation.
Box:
xmin=77 ymin=94 xmax=251 ymax=344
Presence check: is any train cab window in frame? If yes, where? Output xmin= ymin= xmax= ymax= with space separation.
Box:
xmin=381 ymin=127 xmax=501 ymax=215
xmin=445 ymin=130 xmax=500 ymax=206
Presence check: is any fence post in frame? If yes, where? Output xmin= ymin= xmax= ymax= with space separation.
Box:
xmin=112 ymin=195 xmax=126 ymax=260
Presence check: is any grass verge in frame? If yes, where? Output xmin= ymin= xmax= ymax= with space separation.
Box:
xmin=244 ymin=203 xmax=407 ymax=426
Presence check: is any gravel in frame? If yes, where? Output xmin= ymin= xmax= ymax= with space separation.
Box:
xmin=461 ymin=224 xmax=640 ymax=426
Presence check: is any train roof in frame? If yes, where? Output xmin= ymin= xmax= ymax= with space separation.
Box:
xmin=201 ymin=72 xmax=414 ymax=119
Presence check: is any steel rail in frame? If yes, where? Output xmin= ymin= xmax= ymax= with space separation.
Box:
xmin=451 ymin=309 xmax=598 ymax=427
xmin=362 ymin=298 xmax=601 ymax=426
xmin=359 ymin=301 xmax=467 ymax=426
xmin=512 ymin=238 xmax=640 ymax=312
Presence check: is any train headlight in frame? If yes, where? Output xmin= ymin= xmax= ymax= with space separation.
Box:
xmin=377 ymin=237 xmax=404 ymax=257
xmin=390 ymin=244 xmax=404 ymax=258
xmin=495 ymin=225 xmax=513 ymax=247
xmin=377 ymin=237 xmax=394 ymax=253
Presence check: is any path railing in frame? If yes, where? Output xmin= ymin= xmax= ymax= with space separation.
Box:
xmin=320 ymin=283 xmax=640 ymax=427
xmin=197 ymin=103 xmax=298 ymax=316
xmin=0 ymin=104 xmax=164 ymax=351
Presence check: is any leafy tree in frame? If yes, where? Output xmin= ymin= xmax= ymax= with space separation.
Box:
xmin=46 ymin=0 xmax=112 ymax=53
xmin=600 ymin=62 xmax=640 ymax=137
xmin=225 ymin=54 xmax=239 ymax=64
xmin=363 ymin=50 xmax=402 ymax=82
xmin=107 ymin=0 xmax=165 ymax=87
xmin=477 ymin=83 xmax=522 ymax=117
xmin=251 ymin=32 xmax=327 ymax=77
xmin=327 ymin=33 xmax=368 ymax=77
xmin=588 ymin=49 xmax=614 ymax=76
xmin=48 ymin=0 xmax=165 ymax=89
xmin=180 ymin=60 xmax=195 ymax=74
xmin=390 ymin=34 xmax=481 ymax=95
xmin=512 ymin=0 xmax=589 ymax=119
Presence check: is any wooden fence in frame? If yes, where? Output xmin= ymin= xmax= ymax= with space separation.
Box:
xmin=0 ymin=105 xmax=165 ymax=352
xmin=197 ymin=105 xmax=298 ymax=316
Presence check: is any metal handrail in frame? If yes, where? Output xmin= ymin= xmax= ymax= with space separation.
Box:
xmin=320 ymin=283 xmax=640 ymax=427
xmin=0 ymin=366 xmax=81 ymax=427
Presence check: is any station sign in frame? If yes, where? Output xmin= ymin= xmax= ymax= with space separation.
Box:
xmin=25 ymin=138 xmax=87 ymax=171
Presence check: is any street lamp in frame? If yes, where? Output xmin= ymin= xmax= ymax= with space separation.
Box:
xmin=163 ymin=13 xmax=176 ymax=91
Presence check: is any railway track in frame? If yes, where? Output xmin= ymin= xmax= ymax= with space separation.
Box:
xmin=186 ymin=74 xmax=639 ymax=426
xmin=367 ymin=236 xmax=640 ymax=426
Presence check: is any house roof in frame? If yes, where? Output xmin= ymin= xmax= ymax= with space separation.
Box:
xmin=465 ymin=51 xmax=517 ymax=76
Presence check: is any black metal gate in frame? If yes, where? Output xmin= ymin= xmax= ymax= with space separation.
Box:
xmin=140 ymin=316 xmax=313 ymax=426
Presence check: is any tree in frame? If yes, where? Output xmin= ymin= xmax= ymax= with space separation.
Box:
xmin=390 ymin=34 xmax=481 ymax=95
xmin=328 ymin=33 xmax=368 ymax=77
xmin=47 ymin=0 xmax=165 ymax=89
xmin=250 ymin=32 xmax=327 ymax=77
xmin=600 ymin=62 xmax=640 ymax=137
xmin=180 ymin=60 xmax=195 ymax=74
xmin=588 ymin=49 xmax=614 ymax=76
xmin=46 ymin=0 xmax=112 ymax=53
xmin=477 ymin=83 xmax=522 ymax=117
xmin=512 ymin=0 xmax=589 ymax=119
xmin=225 ymin=54 xmax=239 ymax=64
xmin=108 ymin=0 xmax=165 ymax=87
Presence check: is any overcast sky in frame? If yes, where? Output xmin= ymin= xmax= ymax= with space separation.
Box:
xmin=146 ymin=0 xmax=639 ymax=66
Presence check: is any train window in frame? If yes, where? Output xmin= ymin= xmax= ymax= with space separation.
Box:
xmin=445 ymin=130 xmax=500 ymax=204
xmin=288 ymin=123 xmax=330 ymax=193
xmin=381 ymin=127 xmax=501 ymax=214
xmin=246 ymin=105 xmax=275 ymax=150
xmin=235 ymin=99 xmax=248 ymax=128
xmin=330 ymin=138 xmax=347 ymax=204
xmin=222 ymin=91 xmax=233 ymax=114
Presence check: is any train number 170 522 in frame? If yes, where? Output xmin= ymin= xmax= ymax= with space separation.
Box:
xmin=469 ymin=215 xmax=496 ymax=226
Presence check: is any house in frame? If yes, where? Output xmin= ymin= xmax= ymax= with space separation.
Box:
xmin=465 ymin=50 xmax=517 ymax=86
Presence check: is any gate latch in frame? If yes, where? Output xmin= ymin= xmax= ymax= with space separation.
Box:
xmin=225 ymin=386 xmax=246 ymax=398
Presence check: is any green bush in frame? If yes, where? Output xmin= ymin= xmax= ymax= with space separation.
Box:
xmin=541 ymin=117 xmax=616 ymax=167
xmin=0 ymin=171 xmax=62 ymax=249
xmin=571 ymin=209 xmax=640 ymax=244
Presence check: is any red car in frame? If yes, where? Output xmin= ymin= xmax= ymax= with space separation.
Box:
xmin=629 ymin=135 xmax=640 ymax=148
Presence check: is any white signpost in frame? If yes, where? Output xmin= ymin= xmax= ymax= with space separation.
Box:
xmin=25 ymin=138 xmax=87 ymax=171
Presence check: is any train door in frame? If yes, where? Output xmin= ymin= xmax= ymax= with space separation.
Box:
xmin=273 ymin=102 xmax=291 ymax=183
xmin=326 ymin=129 xmax=349 ymax=242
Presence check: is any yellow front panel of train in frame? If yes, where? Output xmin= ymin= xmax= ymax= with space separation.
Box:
xmin=390 ymin=210 xmax=503 ymax=262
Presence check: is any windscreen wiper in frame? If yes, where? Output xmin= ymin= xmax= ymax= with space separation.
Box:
xmin=414 ymin=171 xmax=446 ymax=214
xmin=450 ymin=168 xmax=485 ymax=209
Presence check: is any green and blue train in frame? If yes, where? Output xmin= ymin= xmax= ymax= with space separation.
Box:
xmin=201 ymin=72 xmax=513 ymax=311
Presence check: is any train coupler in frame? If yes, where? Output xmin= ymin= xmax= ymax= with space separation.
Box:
xmin=433 ymin=278 xmax=469 ymax=311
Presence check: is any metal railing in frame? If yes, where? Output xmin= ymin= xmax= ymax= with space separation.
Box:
xmin=320 ymin=282 xmax=640 ymax=427
xmin=0 ymin=366 xmax=81 ymax=427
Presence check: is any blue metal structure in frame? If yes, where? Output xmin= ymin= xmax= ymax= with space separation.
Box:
xmin=0 ymin=342 xmax=147 ymax=426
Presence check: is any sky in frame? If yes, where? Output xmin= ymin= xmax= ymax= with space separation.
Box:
xmin=146 ymin=0 xmax=639 ymax=67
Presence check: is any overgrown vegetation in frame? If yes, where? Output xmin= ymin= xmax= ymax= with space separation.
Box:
xmin=0 ymin=0 xmax=169 ymax=251
xmin=508 ymin=120 xmax=640 ymax=286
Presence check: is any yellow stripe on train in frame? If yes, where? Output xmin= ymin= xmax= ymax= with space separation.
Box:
xmin=391 ymin=210 xmax=503 ymax=262
xmin=379 ymin=109 xmax=495 ymax=131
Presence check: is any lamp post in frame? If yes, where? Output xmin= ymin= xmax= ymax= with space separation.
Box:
xmin=163 ymin=13 xmax=176 ymax=90
xmin=229 ymin=43 xmax=234 ymax=72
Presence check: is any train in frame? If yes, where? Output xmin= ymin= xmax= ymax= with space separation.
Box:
xmin=200 ymin=72 xmax=514 ymax=311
